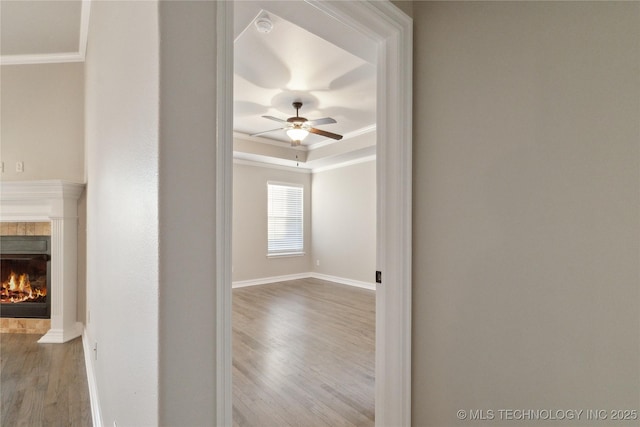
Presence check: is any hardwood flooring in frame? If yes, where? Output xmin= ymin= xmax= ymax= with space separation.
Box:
xmin=232 ymin=278 xmax=375 ymax=427
xmin=0 ymin=333 xmax=92 ymax=427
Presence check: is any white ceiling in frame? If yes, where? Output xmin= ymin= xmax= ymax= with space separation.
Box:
xmin=1 ymin=0 xmax=377 ymax=170
xmin=233 ymin=1 xmax=377 ymax=169
xmin=233 ymin=4 xmax=376 ymax=147
xmin=0 ymin=0 xmax=89 ymax=64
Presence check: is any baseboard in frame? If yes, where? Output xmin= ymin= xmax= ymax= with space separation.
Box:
xmin=82 ymin=327 xmax=103 ymax=427
xmin=232 ymin=272 xmax=376 ymax=291
xmin=232 ymin=272 xmax=311 ymax=288
xmin=309 ymin=272 xmax=376 ymax=290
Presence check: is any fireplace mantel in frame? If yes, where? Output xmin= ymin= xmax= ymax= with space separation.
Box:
xmin=0 ymin=180 xmax=85 ymax=343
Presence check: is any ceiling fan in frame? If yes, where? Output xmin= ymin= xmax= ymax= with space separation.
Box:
xmin=251 ymin=102 xmax=343 ymax=146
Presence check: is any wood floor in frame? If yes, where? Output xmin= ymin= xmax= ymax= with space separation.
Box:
xmin=232 ymin=278 xmax=375 ymax=427
xmin=0 ymin=333 xmax=92 ymax=427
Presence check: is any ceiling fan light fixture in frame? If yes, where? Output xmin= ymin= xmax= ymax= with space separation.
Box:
xmin=286 ymin=127 xmax=309 ymax=142
xmin=250 ymin=101 xmax=343 ymax=143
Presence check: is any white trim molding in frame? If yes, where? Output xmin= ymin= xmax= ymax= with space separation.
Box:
xmin=306 ymin=124 xmax=377 ymax=151
xmin=79 ymin=0 xmax=92 ymax=59
xmin=216 ymin=1 xmax=234 ymax=425
xmin=0 ymin=52 xmax=84 ymax=65
xmin=311 ymin=154 xmax=376 ymax=173
xmin=233 ymin=131 xmax=307 ymax=151
xmin=309 ymin=272 xmax=376 ymax=291
xmin=233 ymin=158 xmax=312 ymax=174
xmin=217 ymin=1 xmax=412 ymax=426
xmin=234 ymin=153 xmax=376 ymax=174
xmin=232 ymin=272 xmax=375 ymax=291
xmin=303 ymin=1 xmax=413 ymax=425
xmin=82 ymin=328 xmax=103 ymax=427
xmin=232 ymin=273 xmax=311 ymax=289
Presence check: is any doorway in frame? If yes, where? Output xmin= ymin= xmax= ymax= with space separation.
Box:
xmin=231 ymin=2 xmax=378 ymax=423
xmin=216 ymin=2 xmax=413 ymax=425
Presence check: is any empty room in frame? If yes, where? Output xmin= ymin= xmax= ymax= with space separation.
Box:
xmin=232 ymin=2 xmax=378 ymax=425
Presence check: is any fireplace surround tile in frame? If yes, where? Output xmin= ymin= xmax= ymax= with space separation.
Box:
xmin=1 ymin=222 xmax=50 ymax=237
xmin=0 ymin=318 xmax=50 ymax=334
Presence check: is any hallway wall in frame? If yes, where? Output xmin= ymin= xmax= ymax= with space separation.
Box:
xmin=412 ymin=2 xmax=640 ymax=425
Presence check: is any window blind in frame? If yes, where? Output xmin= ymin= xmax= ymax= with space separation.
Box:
xmin=267 ymin=183 xmax=304 ymax=255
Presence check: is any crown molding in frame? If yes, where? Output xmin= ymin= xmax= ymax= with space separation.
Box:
xmin=311 ymin=154 xmax=376 ymax=173
xmin=0 ymin=180 xmax=85 ymax=201
xmin=0 ymin=0 xmax=91 ymax=66
xmin=79 ymin=0 xmax=92 ymax=59
xmin=233 ymin=157 xmax=311 ymax=174
xmin=233 ymin=153 xmax=376 ymax=175
xmin=306 ymin=124 xmax=376 ymax=151
xmin=1 ymin=52 xmax=84 ymax=65
xmin=233 ymin=131 xmax=307 ymax=151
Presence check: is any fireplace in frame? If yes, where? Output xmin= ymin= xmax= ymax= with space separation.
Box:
xmin=1 ymin=236 xmax=51 ymax=319
xmin=0 ymin=180 xmax=85 ymax=343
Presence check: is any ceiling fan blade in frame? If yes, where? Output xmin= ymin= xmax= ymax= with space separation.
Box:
xmin=262 ymin=115 xmax=287 ymax=123
xmin=250 ymin=127 xmax=284 ymax=137
xmin=307 ymin=117 xmax=337 ymax=126
xmin=309 ymin=127 xmax=343 ymax=140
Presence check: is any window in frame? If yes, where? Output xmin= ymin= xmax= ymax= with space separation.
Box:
xmin=267 ymin=182 xmax=304 ymax=256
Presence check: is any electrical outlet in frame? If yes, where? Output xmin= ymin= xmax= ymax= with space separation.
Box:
xmin=316 ymin=260 xmax=320 ymax=266
xmin=16 ymin=161 xmax=24 ymax=173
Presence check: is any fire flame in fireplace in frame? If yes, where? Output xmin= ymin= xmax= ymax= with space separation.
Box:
xmin=1 ymin=271 xmax=47 ymax=303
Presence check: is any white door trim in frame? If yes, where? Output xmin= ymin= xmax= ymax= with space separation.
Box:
xmin=216 ymin=0 xmax=234 ymax=425
xmin=216 ymin=1 xmax=412 ymax=425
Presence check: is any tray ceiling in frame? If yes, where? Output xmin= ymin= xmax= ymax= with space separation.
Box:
xmin=233 ymin=7 xmax=376 ymax=147
xmin=233 ymin=1 xmax=377 ymax=170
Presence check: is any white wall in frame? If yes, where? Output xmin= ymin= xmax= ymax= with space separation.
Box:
xmin=312 ymin=160 xmax=376 ymax=285
xmin=84 ymin=2 xmax=159 ymax=425
xmin=233 ymin=161 xmax=312 ymax=282
xmin=85 ymin=2 xmax=220 ymax=425
xmin=412 ymin=2 xmax=640 ymax=425
xmin=1 ymin=63 xmax=84 ymax=182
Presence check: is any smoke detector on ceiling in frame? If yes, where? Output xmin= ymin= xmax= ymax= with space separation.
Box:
xmin=255 ymin=15 xmax=273 ymax=34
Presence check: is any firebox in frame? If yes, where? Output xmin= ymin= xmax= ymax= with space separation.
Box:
xmin=0 ymin=236 xmax=51 ymax=319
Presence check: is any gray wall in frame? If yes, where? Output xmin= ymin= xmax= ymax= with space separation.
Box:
xmin=312 ymin=160 xmax=376 ymax=284
xmin=412 ymin=2 xmax=640 ymax=425
xmin=158 ymin=1 xmax=218 ymax=425
xmin=1 ymin=63 xmax=84 ymax=182
xmin=233 ymin=162 xmax=312 ymax=282
xmin=232 ymin=159 xmax=376 ymax=285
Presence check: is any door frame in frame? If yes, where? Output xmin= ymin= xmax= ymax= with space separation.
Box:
xmin=216 ymin=1 xmax=412 ymax=425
